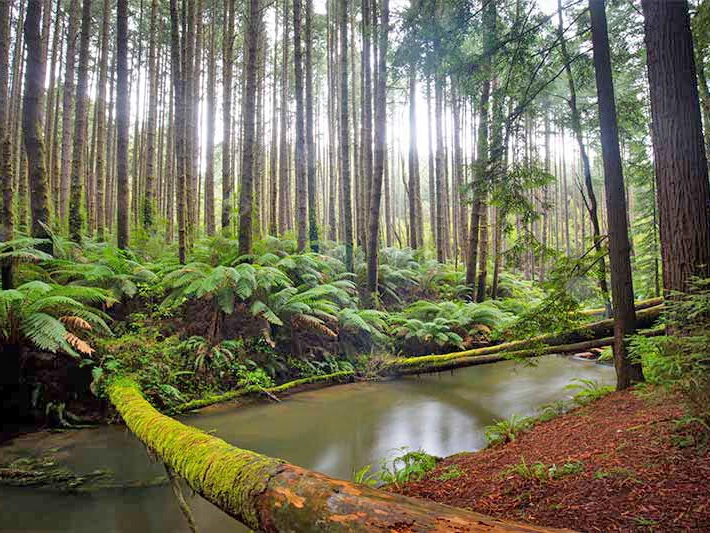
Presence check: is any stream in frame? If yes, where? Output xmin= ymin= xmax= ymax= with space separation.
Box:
xmin=0 ymin=355 xmax=613 ymax=532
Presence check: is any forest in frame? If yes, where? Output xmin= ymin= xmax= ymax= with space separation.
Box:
xmin=1 ymin=0 xmax=710 ymax=530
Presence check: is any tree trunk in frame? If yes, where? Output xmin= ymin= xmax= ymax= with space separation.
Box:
xmin=142 ymin=0 xmax=159 ymax=231
xmin=557 ymin=0 xmax=609 ymax=303
xmin=641 ymin=0 xmax=710 ymax=293
xmin=434 ymin=74 xmax=446 ymax=263
xmin=221 ymin=0 xmax=235 ymax=234
xmin=59 ymin=0 xmax=80 ymax=224
xmin=339 ymin=0 xmax=353 ymax=271
xmin=116 ymin=0 xmax=130 ymax=249
xmin=366 ymin=0 xmax=388 ymax=301
xmin=23 ymin=0 xmax=50 ymax=254
xmin=293 ymin=0 xmax=307 ymax=251
xmin=589 ymin=0 xmax=644 ymax=389
xmin=278 ymin=0 xmax=291 ymax=235
xmin=110 ymin=379 xmax=572 ymax=533
xmin=0 ymin=0 xmax=13 ymax=287
xmin=94 ymin=0 xmax=110 ymax=241
xmin=204 ymin=16 xmax=216 ymax=236
xmin=238 ymin=0 xmax=261 ymax=256
xmin=268 ymin=5 xmax=278 ymax=236
xmin=68 ymin=0 xmax=92 ymax=242
xmin=407 ymin=62 xmax=421 ymax=249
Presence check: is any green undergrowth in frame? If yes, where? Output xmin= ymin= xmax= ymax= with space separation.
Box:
xmin=502 ymin=457 xmax=585 ymax=482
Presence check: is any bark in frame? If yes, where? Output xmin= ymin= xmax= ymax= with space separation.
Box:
xmin=466 ymin=0 xmax=494 ymax=286
xmin=238 ymin=0 xmax=261 ymax=256
xmin=426 ymin=77 xmax=435 ymax=247
xmin=116 ymin=0 xmax=130 ymax=249
xmin=278 ymin=0 xmax=290 ymax=235
xmin=68 ymin=0 xmax=92 ymax=242
xmin=268 ymin=5 xmax=278 ymax=236
xmin=407 ymin=62 xmax=420 ymax=249
xmin=641 ymin=0 xmax=710 ymax=293
xmin=452 ymin=80 xmax=465 ymax=258
xmin=92 ymin=0 xmax=109 ymax=240
xmin=204 ymin=18 xmax=216 ymax=236
xmin=360 ymin=0 xmax=373 ymax=249
xmin=23 ymin=0 xmax=52 ymax=253
xmin=43 ymin=1 xmax=62 ymax=206
xmin=221 ymin=0 xmax=235 ymax=234
xmin=143 ymin=0 xmax=159 ymax=231
xmin=339 ymin=0 xmax=353 ymax=271
xmin=59 ymin=0 xmax=80 ymax=224
xmin=557 ymin=0 xmax=609 ymax=302
xmin=434 ymin=74 xmax=446 ymax=263
xmin=109 ymin=379 xmax=573 ymax=533
xmin=170 ymin=0 xmax=187 ymax=261
xmin=305 ymin=0 xmax=319 ymax=251
xmin=476 ymin=204 xmax=489 ymax=301
xmin=0 ymin=0 xmax=12 ymax=287
xmin=589 ymin=0 xmax=644 ymax=389
xmin=366 ymin=0 xmax=388 ymax=301
xmin=293 ymin=0 xmax=308 ymax=251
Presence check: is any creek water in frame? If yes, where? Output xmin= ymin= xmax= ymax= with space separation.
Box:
xmin=0 ymin=356 xmax=613 ymax=532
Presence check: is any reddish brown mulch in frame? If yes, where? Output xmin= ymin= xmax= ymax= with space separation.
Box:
xmin=393 ymin=390 xmax=710 ymax=532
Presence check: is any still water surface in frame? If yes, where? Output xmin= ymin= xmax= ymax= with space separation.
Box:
xmin=0 ymin=356 xmax=613 ymax=532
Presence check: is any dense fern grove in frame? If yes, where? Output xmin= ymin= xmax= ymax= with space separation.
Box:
xmin=0 ymin=0 xmax=709 ymax=430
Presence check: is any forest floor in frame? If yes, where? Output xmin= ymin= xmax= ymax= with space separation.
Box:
xmin=392 ymin=388 xmax=710 ymax=532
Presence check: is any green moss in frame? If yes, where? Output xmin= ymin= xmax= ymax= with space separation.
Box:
xmin=108 ymin=377 xmax=284 ymax=529
xmin=175 ymin=370 xmax=355 ymax=412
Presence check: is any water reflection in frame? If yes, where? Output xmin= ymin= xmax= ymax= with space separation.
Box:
xmin=0 ymin=356 xmax=613 ymax=532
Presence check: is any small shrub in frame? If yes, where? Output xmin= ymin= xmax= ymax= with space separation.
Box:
xmin=484 ymin=414 xmax=533 ymax=446
xmin=379 ymin=448 xmax=439 ymax=488
xmin=504 ymin=457 xmax=584 ymax=482
xmin=564 ymin=378 xmax=614 ymax=405
xmin=435 ymin=465 xmax=464 ymax=481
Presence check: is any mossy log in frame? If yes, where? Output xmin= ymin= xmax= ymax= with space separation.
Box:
xmin=580 ymin=297 xmax=663 ymax=316
xmin=175 ymin=370 xmax=355 ymax=412
xmin=383 ymin=306 xmax=663 ymax=377
xmin=109 ymin=378 xmax=574 ymax=532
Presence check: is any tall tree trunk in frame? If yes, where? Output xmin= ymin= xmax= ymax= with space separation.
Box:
xmin=293 ymin=0 xmax=307 ymax=250
xmin=407 ymin=61 xmax=420 ymax=249
xmin=23 ymin=0 xmax=52 ymax=253
xmin=339 ymin=0 xmax=353 ymax=271
xmin=590 ymin=0 xmax=644 ymax=389
xmin=366 ymin=0 xmax=388 ymax=301
xmin=68 ymin=0 xmax=92 ymax=242
xmin=116 ymin=0 xmax=130 ymax=249
xmin=142 ymin=0 xmax=159 ymax=230
xmin=44 ymin=1 xmax=62 ymax=211
xmin=59 ymin=0 xmax=80 ymax=224
xmin=305 ymin=0 xmax=319 ymax=251
xmin=360 ymin=0 xmax=373 ymax=250
xmin=221 ymin=0 xmax=234 ymax=234
xmin=278 ymin=0 xmax=290 ymax=234
xmin=0 ymin=0 xmax=13 ymax=287
xmin=557 ymin=0 xmax=609 ymax=303
xmin=93 ymin=0 xmax=110 ymax=240
xmin=434 ymin=74 xmax=446 ymax=263
xmin=238 ymin=0 xmax=261 ymax=255
xmin=426 ymin=76 xmax=435 ymax=247
xmin=268 ymin=5 xmax=278 ymax=236
xmin=204 ymin=17 xmax=216 ymax=236
xmin=641 ymin=0 xmax=710 ymax=293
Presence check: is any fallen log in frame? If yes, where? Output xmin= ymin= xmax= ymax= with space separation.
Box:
xmin=580 ymin=297 xmax=663 ymax=316
xmin=109 ymin=378 xmax=575 ymax=532
xmin=383 ymin=312 xmax=664 ymax=378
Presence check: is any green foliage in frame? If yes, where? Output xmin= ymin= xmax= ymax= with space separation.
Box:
xmin=378 ymin=448 xmax=439 ymax=488
xmin=48 ymin=245 xmax=157 ymax=300
xmin=503 ymin=457 xmax=584 ymax=482
xmin=0 ymin=281 xmax=113 ymax=357
xmin=391 ymin=317 xmax=464 ymax=355
xmin=435 ymin=464 xmax=464 ymax=481
xmin=351 ymin=464 xmax=379 ymax=487
xmin=564 ymin=378 xmax=614 ymax=406
xmin=627 ymin=279 xmax=710 ymax=427
xmin=484 ymin=414 xmax=533 ymax=447
xmin=537 ymin=400 xmax=569 ymax=422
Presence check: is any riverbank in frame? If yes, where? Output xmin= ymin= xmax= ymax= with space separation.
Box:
xmin=392 ymin=388 xmax=710 ymax=532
